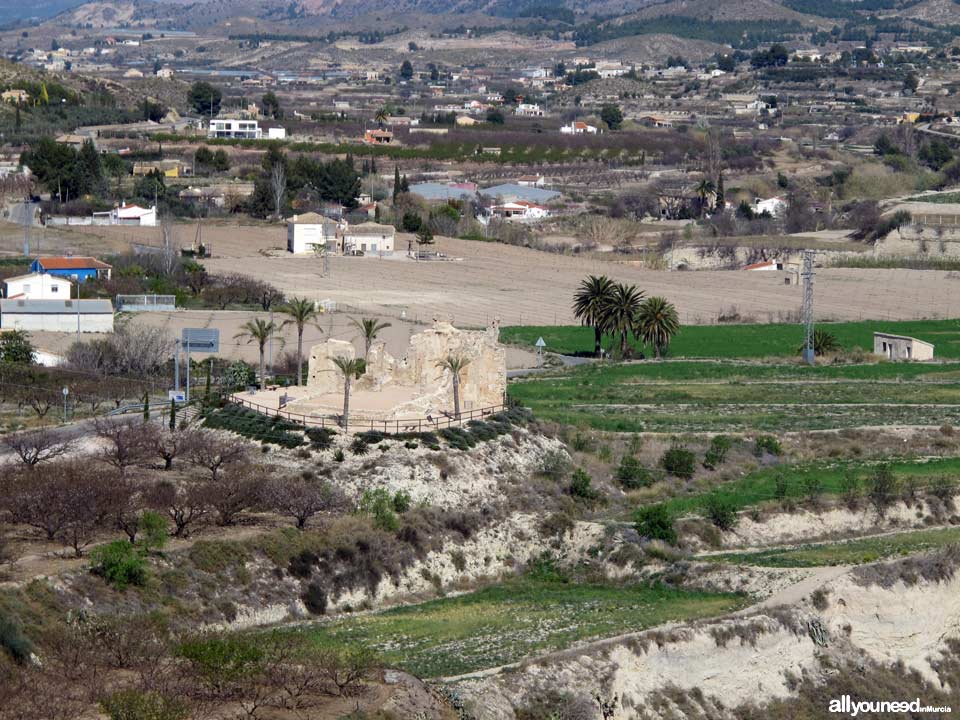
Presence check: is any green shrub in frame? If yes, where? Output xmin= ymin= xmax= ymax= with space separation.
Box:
xmin=704 ymin=495 xmax=738 ymax=530
xmin=100 ymin=690 xmax=188 ymax=720
xmin=450 ymin=550 xmax=467 ymax=572
xmin=540 ymin=449 xmax=572 ymax=481
xmin=703 ymin=435 xmax=733 ymax=469
xmin=615 ymin=455 xmax=654 ymax=489
xmin=840 ymin=470 xmax=861 ymax=508
xmin=660 ymin=445 xmax=696 ymax=479
xmin=867 ymin=465 xmax=898 ymax=517
xmin=302 ymin=582 xmax=327 ymax=615
xmin=306 ymin=426 xmax=336 ymax=449
xmin=178 ymin=634 xmax=264 ymax=686
xmin=801 ymin=474 xmax=824 ymax=504
xmin=774 ymin=472 xmax=790 ymax=501
xmin=139 ymin=511 xmax=169 ymax=553
xmin=0 ymin=612 xmax=32 ymax=664
xmin=633 ymin=504 xmax=677 ymax=544
xmin=89 ymin=540 xmax=148 ymax=590
xmin=333 ymin=449 xmax=345 ymax=462
xmin=359 ymin=488 xmax=399 ymax=531
xmin=569 ymin=468 xmax=599 ymax=500
xmin=392 ymin=490 xmax=411 ymax=513
xmin=753 ymin=434 xmax=782 ymax=457
xmin=349 ymin=437 xmax=369 ymax=456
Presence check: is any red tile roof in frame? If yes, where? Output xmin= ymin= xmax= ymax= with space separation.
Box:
xmin=36 ymin=256 xmax=112 ymax=270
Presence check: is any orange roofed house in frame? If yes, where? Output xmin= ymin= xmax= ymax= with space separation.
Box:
xmin=30 ymin=256 xmax=112 ymax=283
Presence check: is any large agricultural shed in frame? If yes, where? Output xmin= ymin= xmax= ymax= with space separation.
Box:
xmin=0 ymin=299 xmax=115 ymax=332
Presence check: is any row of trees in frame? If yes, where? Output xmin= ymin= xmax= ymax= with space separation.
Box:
xmin=573 ymin=275 xmax=680 ymax=359
xmin=0 ymin=421 xmax=345 ymax=559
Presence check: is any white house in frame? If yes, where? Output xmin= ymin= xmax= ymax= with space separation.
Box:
xmin=287 ymin=213 xmax=340 ymax=254
xmin=752 ymin=197 xmax=786 ymax=217
xmin=208 ymin=119 xmax=262 ymax=140
xmin=490 ymin=200 xmax=551 ymax=221
xmin=113 ymin=203 xmax=157 ymax=226
xmin=3 ymin=272 xmax=73 ymax=300
xmin=516 ymin=175 xmax=545 ymax=188
xmin=515 ymin=103 xmax=544 ymax=117
xmin=341 ymin=222 xmax=396 ymax=255
xmin=0 ymin=299 xmax=114 ymax=333
xmin=743 ymin=260 xmax=784 ymax=272
xmin=560 ymin=121 xmax=598 ymax=135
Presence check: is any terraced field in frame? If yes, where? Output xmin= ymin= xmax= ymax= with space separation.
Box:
xmin=705 ymin=526 xmax=960 ymax=567
xmin=291 ymin=575 xmax=747 ymax=678
xmin=509 ymin=360 xmax=960 ymax=432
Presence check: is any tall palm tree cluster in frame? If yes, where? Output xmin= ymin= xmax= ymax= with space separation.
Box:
xmin=572 ymin=275 xmax=680 ymax=359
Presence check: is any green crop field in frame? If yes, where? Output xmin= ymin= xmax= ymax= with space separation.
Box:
xmin=293 ymin=577 xmax=746 ymax=678
xmin=500 ymin=318 xmax=960 ymax=360
xmin=660 ymin=456 xmax=960 ymax=519
xmin=509 ymin=360 xmax=960 ymax=432
xmin=705 ymin=526 xmax=960 ymax=568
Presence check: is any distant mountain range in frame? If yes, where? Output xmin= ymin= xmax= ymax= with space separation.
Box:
xmin=8 ymin=0 xmax=960 ymax=43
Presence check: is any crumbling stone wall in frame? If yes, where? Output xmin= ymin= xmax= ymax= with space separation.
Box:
xmin=306 ymin=318 xmax=506 ymax=417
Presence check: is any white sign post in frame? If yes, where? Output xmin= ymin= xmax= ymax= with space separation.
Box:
xmin=535 ymin=336 xmax=546 ymax=368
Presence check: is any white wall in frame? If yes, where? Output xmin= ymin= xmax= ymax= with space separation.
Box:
xmin=287 ymin=223 xmax=334 ymax=254
xmin=343 ymin=232 xmax=395 ymax=254
xmin=1 ymin=313 xmax=114 ymax=333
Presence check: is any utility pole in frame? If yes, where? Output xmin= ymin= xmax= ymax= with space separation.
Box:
xmin=174 ymin=339 xmax=181 ymax=394
xmin=22 ymin=200 xmax=30 ymax=256
xmin=801 ymin=250 xmax=815 ymax=366
xmin=75 ymin=278 xmax=80 ymax=343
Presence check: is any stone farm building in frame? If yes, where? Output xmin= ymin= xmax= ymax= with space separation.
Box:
xmin=873 ymin=333 xmax=934 ymax=361
xmin=342 ymin=222 xmax=396 ymax=255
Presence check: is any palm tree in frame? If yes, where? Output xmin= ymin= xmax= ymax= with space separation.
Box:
xmin=602 ymin=283 xmax=645 ymax=359
xmin=350 ymin=317 xmax=392 ymax=361
xmin=331 ymin=356 xmax=366 ymax=431
xmin=572 ymin=275 xmax=615 ymax=357
xmin=374 ymin=107 xmax=389 ymax=127
xmin=234 ymin=318 xmax=279 ymax=387
xmin=436 ymin=354 xmax=471 ymax=419
xmin=696 ymin=178 xmax=716 ymax=217
xmin=635 ymin=296 xmax=680 ymax=359
xmin=279 ymin=297 xmax=323 ymax=386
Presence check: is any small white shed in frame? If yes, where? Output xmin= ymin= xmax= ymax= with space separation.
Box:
xmin=873 ymin=333 xmax=934 ymax=361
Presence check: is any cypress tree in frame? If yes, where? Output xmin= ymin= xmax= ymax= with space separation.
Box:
xmin=169 ymin=399 xmax=176 ymax=431
xmin=143 ymin=391 xmax=150 ymax=421
xmin=715 ymin=172 xmax=725 ymax=211
xmin=393 ymin=165 xmax=401 ymax=200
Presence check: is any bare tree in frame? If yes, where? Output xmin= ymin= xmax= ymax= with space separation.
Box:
xmin=95 ymin=418 xmax=153 ymax=476
xmin=160 ymin=212 xmax=178 ymax=278
xmin=148 ymin=425 xmax=194 ymax=471
xmin=58 ymin=464 xmax=119 ymax=557
xmin=146 ymin=480 xmax=209 ymax=537
xmin=3 ymin=465 xmax=73 ymax=540
xmin=3 ymin=427 xmax=74 ymax=468
xmin=187 ymin=431 xmax=248 ymax=481
xmin=262 ymin=476 xmax=345 ymax=530
xmin=271 ymin=162 xmax=287 ymax=218
xmin=198 ymin=464 xmax=261 ymax=526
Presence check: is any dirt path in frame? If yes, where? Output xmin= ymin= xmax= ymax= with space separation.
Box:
xmin=732 ymin=565 xmax=851 ymax=616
